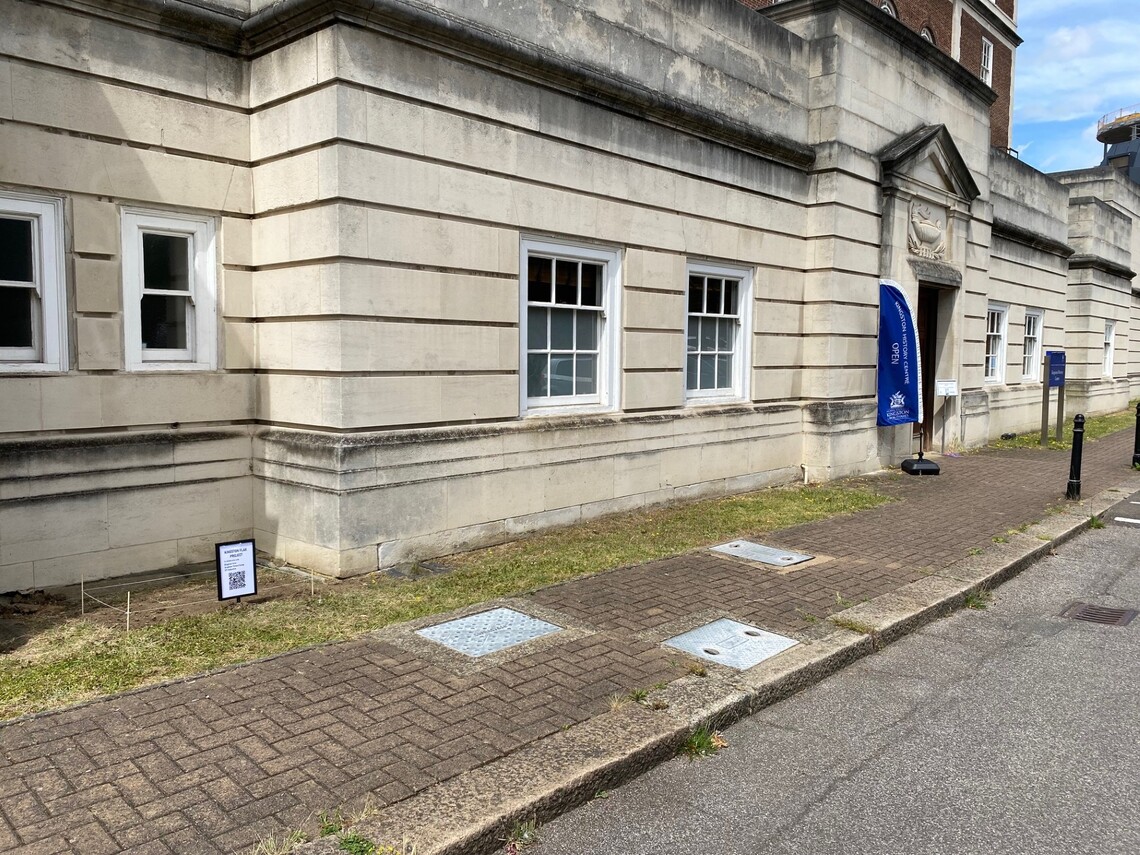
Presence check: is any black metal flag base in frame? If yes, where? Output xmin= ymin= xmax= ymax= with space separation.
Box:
xmin=901 ymin=451 xmax=940 ymax=476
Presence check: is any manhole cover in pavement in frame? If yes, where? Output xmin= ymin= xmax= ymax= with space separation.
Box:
xmin=416 ymin=607 xmax=562 ymax=657
xmin=1060 ymin=602 xmax=1137 ymax=627
xmin=711 ymin=540 xmax=814 ymax=567
xmin=663 ymin=618 xmax=798 ymax=670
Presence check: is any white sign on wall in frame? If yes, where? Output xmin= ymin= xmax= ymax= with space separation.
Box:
xmin=935 ymin=378 xmax=959 ymax=397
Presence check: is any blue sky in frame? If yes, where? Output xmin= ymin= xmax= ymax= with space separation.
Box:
xmin=1013 ymin=0 xmax=1140 ymax=173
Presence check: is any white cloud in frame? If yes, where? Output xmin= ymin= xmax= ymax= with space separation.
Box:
xmin=1014 ymin=18 xmax=1140 ymax=124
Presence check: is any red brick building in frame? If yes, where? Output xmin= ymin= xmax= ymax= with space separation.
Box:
xmin=743 ymin=0 xmax=1019 ymax=148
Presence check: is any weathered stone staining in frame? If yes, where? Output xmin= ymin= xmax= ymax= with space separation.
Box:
xmin=0 ymin=0 xmax=1135 ymax=591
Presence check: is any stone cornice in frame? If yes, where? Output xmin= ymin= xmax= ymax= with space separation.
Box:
xmin=763 ymin=0 xmax=999 ymax=108
xmin=991 ymin=218 xmax=1074 ymax=259
xmin=32 ymin=0 xmax=816 ymax=169
xmin=1068 ymin=254 xmax=1136 ymax=281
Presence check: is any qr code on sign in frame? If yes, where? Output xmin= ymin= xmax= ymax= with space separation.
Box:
xmin=228 ymin=570 xmax=247 ymax=591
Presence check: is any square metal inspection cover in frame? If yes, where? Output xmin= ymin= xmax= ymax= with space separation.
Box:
xmin=711 ymin=540 xmax=814 ymax=567
xmin=664 ymin=618 xmax=799 ymax=670
xmin=416 ymin=607 xmax=562 ymax=657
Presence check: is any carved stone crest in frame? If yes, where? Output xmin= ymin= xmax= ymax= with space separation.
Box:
xmin=908 ymin=202 xmax=946 ymax=260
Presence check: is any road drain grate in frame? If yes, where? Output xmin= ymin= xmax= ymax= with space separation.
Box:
xmin=1060 ymin=602 xmax=1137 ymax=627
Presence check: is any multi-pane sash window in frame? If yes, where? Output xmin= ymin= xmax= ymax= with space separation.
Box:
xmin=685 ymin=262 xmax=752 ymax=401
xmin=1022 ymin=309 xmax=1043 ymax=380
xmin=122 ymin=210 xmax=216 ymax=370
xmin=981 ymin=38 xmax=994 ymax=86
xmin=984 ymin=304 xmax=1007 ymax=382
xmin=522 ymin=239 xmax=618 ymax=412
xmin=0 ymin=194 xmax=66 ymax=372
xmin=1104 ymin=321 xmax=1116 ymax=376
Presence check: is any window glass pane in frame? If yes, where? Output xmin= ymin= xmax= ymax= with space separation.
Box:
xmin=0 ymin=218 xmax=33 ymax=283
xmin=527 ymin=353 xmax=548 ymax=397
xmin=528 ymin=256 xmax=552 ymax=303
xmin=143 ymin=233 xmax=190 ymax=292
xmin=688 ymin=277 xmax=704 ymax=313
xmin=723 ymin=281 xmax=737 ymax=315
xmin=686 ymin=354 xmax=699 ymax=389
xmin=706 ymin=278 xmax=723 ymax=314
xmin=527 ymin=307 xmax=547 ymax=349
xmin=580 ymin=264 xmax=601 ymax=307
xmin=575 ymin=355 xmax=596 ymax=394
xmin=717 ymin=318 xmax=733 ymax=350
xmin=141 ymin=294 xmax=188 ymax=349
xmin=550 ymin=308 xmax=574 ymax=349
xmin=686 ymin=322 xmax=698 ymax=353
xmin=699 ymin=317 xmax=716 ymax=350
xmin=576 ymin=312 xmax=597 ymax=350
xmin=548 ymin=356 xmax=574 ymax=397
xmin=699 ymin=353 xmax=716 ymax=389
xmin=554 ymin=260 xmax=577 ymax=305
xmin=716 ymin=354 xmax=732 ymax=388
xmin=0 ymin=286 xmax=33 ymax=348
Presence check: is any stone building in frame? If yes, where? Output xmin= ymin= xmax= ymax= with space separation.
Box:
xmin=743 ymin=0 xmax=1019 ymax=148
xmin=0 ymin=0 xmax=1134 ymax=592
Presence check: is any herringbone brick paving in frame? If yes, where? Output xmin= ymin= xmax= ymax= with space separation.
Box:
xmin=1 ymin=432 xmax=1133 ymax=853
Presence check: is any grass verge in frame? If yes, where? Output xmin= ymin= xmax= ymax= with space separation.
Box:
xmin=1 ymin=483 xmax=890 ymax=721
xmin=989 ymin=401 xmax=1137 ymax=451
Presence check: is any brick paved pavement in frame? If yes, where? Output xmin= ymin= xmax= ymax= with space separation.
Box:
xmin=1 ymin=432 xmax=1134 ymax=854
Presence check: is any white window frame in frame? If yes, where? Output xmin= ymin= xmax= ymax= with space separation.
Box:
xmin=519 ymin=237 xmax=621 ymax=416
xmin=984 ymin=303 xmax=1008 ymax=383
xmin=879 ymin=0 xmax=897 ymax=18
xmin=684 ymin=260 xmax=753 ymax=404
xmin=1103 ymin=321 xmax=1116 ymax=377
xmin=0 ymin=192 xmax=67 ymax=373
xmin=122 ymin=209 xmax=217 ymax=371
xmin=980 ymin=38 xmax=994 ymax=86
xmin=1022 ymin=308 xmax=1043 ymax=381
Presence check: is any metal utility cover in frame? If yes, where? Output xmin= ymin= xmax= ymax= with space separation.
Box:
xmin=416 ymin=607 xmax=561 ymax=657
xmin=664 ymin=618 xmax=798 ymax=670
xmin=1060 ymin=602 xmax=1137 ymax=627
xmin=712 ymin=540 xmax=814 ymax=567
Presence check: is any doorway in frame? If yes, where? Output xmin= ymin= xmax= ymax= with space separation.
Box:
xmin=916 ymin=286 xmax=939 ymax=450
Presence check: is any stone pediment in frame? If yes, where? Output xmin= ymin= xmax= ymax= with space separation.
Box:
xmin=878 ymin=124 xmax=980 ymax=203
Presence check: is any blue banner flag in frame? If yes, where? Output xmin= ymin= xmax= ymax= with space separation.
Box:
xmin=877 ymin=280 xmax=922 ymax=427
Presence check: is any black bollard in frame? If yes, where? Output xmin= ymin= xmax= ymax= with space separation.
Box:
xmin=1066 ymin=413 xmax=1085 ymax=500
xmin=1133 ymin=402 xmax=1140 ymax=468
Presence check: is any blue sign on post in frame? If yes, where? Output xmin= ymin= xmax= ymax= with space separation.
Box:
xmin=1046 ymin=351 xmax=1065 ymax=388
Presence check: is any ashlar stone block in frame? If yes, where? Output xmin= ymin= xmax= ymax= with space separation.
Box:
xmin=73 ymin=257 xmax=120 ymax=313
xmin=76 ymin=317 xmax=122 ymax=371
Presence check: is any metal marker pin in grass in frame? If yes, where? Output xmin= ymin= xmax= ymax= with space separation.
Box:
xmin=877 ymin=280 xmax=937 ymax=475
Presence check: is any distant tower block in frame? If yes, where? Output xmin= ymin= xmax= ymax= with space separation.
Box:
xmin=1098 ymin=105 xmax=1140 ymax=145
xmin=1098 ymin=104 xmax=1140 ymax=184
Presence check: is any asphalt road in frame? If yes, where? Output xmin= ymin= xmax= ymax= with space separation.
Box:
xmin=535 ymin=502 xmax=1140 ymax=855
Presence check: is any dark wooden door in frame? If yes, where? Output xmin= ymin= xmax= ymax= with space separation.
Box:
xmin=916 ymin=287 xmax=939 ymax=450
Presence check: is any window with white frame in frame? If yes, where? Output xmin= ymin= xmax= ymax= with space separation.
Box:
xmin=1022 ymin=308 xmax=1043 ymax=381
xmin=984 ymin=303 xmax=1007 ymax=383
xmin=879 ymin=0 xmax=897 ymax=18
xmin=685 ymin=261 xmax=752 ymax=402
xmin=1103 ymin=321 xmax=1116 ymax=376
xmin=980 ymin=38 xmax=994 ymax=86
xmin=0 ymin=193 xmax=66 ymax=372
xmin=920 ymin=27 xmax=935 ymax=45
xmin=521 ymin=238 xmax=619 ymax=413
xmin=122 ymin=210 xmax=217 ymax=371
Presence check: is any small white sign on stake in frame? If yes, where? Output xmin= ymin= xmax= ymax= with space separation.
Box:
xmin=935 ymin=378 xmax=959 ymax=397
xmin=216 ymin=539 xmax=257 ymax=601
